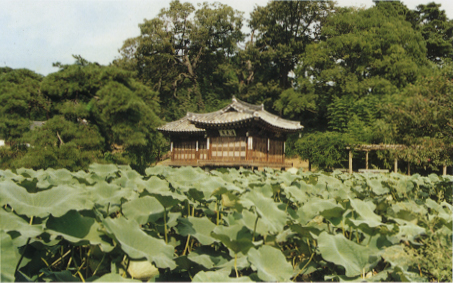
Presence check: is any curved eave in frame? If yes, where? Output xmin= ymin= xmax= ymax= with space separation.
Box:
xmin=256 ymin=119 xmax=304 ymax=133
xmin=158 ymin=129 xmax=206 ymax=135
xmin=190 ymin=117 xmax=303 ymax=133
xmin=190 ymin=117 xmax=255 ymax=129
xmin=157 ymin=116 xmax=206 ymax=135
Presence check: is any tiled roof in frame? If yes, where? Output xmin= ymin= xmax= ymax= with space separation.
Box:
xmin=158 ymin=97 xmax=303 ymax=133
xmin=157 ymin=115 xmax=205 ymax=134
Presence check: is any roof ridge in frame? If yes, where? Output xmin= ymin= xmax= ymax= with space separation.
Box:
xmin=232 ymin=97 xmax=263 ymax=111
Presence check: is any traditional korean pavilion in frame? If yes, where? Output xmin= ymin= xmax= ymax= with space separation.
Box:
xmin=157 ymin=97 xmax=303 ymax=169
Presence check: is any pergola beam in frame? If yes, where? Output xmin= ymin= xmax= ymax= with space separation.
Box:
xmin=365 ymin=151 xmax=369 ymax=170
xmin=349 ymin=149 xmax=353 ymax=174
xmin=346 ymin=144 xmax=450 ymax=175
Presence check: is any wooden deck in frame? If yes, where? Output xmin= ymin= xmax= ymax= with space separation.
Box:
xmin=165 ymin=160 xmax=293 ymax=169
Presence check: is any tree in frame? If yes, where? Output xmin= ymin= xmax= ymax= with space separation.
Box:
xmin=0 ymin=67 xmax=47 ymax=146
xmin=384 ymin=65 xmax=453 ymax=169
xmin=10 ymin=57 xmax=164 ymax=173
xmin=277 ymin=4 xmax=429 ymax=130
xmin=248 ymin=0 xmax=336 ymax=90
xmin=295 ymin=131 xmax=355 ymax=170
xmin=117 ymin=0 xmax=244 ymax=120
xmin=234 ymin=1 xmax=335 ymax=111
xmin=411 ymin=2 xmax=453 ymax=64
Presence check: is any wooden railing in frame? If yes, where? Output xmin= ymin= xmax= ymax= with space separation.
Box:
xmin=171 ymin=136 xmax=287 ymax=167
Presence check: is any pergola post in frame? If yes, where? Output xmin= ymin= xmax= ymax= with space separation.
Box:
xmin=443 ymin=165 xmax=447 ymax=176
xmin=365 ymin=151 xmax=369 ymax=170
xmin=394 ymin=158 xmax=398 ymax=173
xmin=407 ymin=163 xmax=411 ymax=176
xmin=349 ymin=150 xmax=353 ymax=174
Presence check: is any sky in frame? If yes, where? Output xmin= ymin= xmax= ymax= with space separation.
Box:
xmin=1 ymin=0 xmax=452 ymax=76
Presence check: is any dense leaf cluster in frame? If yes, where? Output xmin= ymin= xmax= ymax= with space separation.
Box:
xmin=1 ymin=165 xmax=451 ymax=282
xmin=0 ymin=61 xmax=165 ymax=173
xmin=1 ymin=0 xmax=452 ymax=173
xmin=117 ymin=0 xmax=453 ymax=173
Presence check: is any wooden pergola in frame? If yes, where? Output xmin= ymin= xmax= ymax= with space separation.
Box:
xmin=346 ymin=144 xmax=449 ymax=175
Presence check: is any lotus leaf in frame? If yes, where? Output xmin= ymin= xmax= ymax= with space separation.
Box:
xmin=297 ymin=198 xmax=345 ymax=225
xmin=0 ymin=180 xmax=92 ymax=217
xmin=247 ymin=245 xmax=293 ymax=282
xmin=93 ymin=273 xmax=141 ymax=282
xmin=211 ymin=225 xmax=255 ymax=254
xmin=103 ymin=217 xmax=176 ymax=269
xmin=192 ymin=270 xmax=253 ymax=282
xmin=187 ymin=247 xmax=230 ymax=269
xmin=177 ymin=216 xmax=217 ymax=245
xmin=1 ymin=230 xmax=18 ymax=282
xmin=348 ymin=197 xmax=382 ymax=227
xmin=318 ymin=232 xmax=380 ymax=277
xmin=45 ymin=210 xmax=114 ymax=252
xmin=122 ymin=196 xmax=164 ymax=225
xmin=243 ymin=190 xmax=287 ymax=234
xmin=0 ymin=209 xmax=44 ymax=239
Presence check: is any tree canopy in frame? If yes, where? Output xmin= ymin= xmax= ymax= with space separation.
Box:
xmin=1 ymin=1 xmax=452 ymax=174
xmin=1 ymin=58 xmax=165 ymax=173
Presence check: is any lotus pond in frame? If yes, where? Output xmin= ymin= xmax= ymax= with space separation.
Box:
xmin=1 ymin=165 xmax=452 ymax=282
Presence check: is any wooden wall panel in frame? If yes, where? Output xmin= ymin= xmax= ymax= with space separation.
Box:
xmin=251 ymin=137 xmax=267 ymax=162
xmin=211 ymin=137 xmax=246 ymax=161
xmin=172 ymin=140 xmax=207 ymax=161
xmin=268 ymin=140 xmax=284 ymax=163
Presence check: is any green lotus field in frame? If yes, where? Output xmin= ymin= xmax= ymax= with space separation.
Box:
xmin=1 ymin=165 xmax=452 ymax=282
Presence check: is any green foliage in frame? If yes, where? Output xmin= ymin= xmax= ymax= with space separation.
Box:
xmin=249 ymin=1 xmax=336 ymax=90
xmin=411 ymin=2 xmax=453 ymax=64
xmin=294 ymin=4 xmax=429 ymax=126
xmin=1 ymin=165 xmax=451 ymax=282
xmin=0 ymin=67 xmax=47 ymax=162
xmin=117 ymin=0 xmax=244 ymax=120
xmin=295 ymin=131 xmax=355 ymax=169
xmin=2 ymin=0 xmax=453 ymax=177
xmin=384 ymin=66 xmax=453 ymax=168
xmin=1 ymin=59 xmax=165 ymax=173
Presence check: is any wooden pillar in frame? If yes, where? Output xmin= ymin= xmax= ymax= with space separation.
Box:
xmin=247 ymin=136 xmax=253 ymax=161
xmin=349 ymin=150 xmax=353 ymax=174
xmin=267 ymin=138 xmax=269 ymax=162
xmin=196 ymin=140 xmax=199 ymax=160
xmin=443 ymin=165 xmax=447 ymax=176
xmin=407 ymin=163 xmax=411 ymax=176
xmin=283 ymin=141 xmax=286 ymax=163
xmin=365 ymin=151 xmax=369 ymax=170
xmin=207 ymin=137 xmax=211 ymax=160
xmin=394 ymin=158 xmax=398 ymax=173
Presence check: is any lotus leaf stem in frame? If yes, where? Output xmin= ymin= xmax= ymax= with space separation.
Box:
xmin=183 ymin=235 xmax=191 ymax=256
xmin=292 ymin=247 xmax=315 ymax=282
xmin=92 ymin=253 xmax=106 ymax=276
xmin=41 ymin=257 xmax=51 ymax=269
xmin=252 ymin=214 xmax=259 ymax=242
xmin=215 ymin=200 xmax=219 ymax=225
xmin=234 ymin=253 xmax=239 ymax=278
xmin=164 ymin=207 xmax=168 ymax=244
xmin=15 ymin=238 xmax=31 ymax=273
xmin=71 ymin=249 xmax=86 ymax=282
xmin=51 ymin=249 xmax=71 ymax=267
xmin=124 ymin=256 xmax=130 ymax=278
